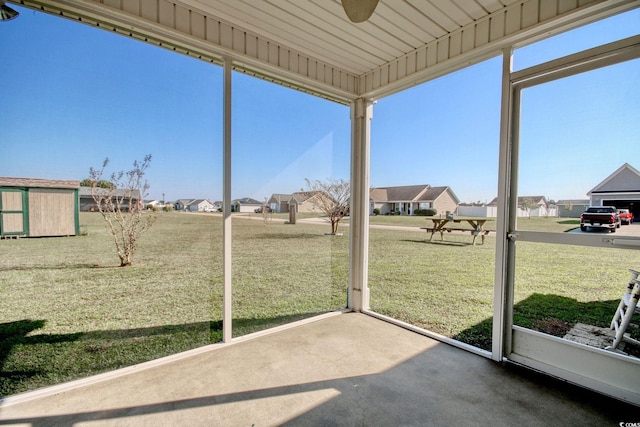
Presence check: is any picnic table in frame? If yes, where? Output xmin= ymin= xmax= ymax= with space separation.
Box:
xmin=421 ymin=216 xmax=494 ymax=245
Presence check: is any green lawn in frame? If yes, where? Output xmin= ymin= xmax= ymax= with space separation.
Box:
xmin=0 ymin=212 xmax=630 ymax=396
xmin=0 ymin=212 xmax=222 ymax=397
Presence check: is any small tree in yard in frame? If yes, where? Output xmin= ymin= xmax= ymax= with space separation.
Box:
xmin=519 ymin=198 xmax=537 ymax=218
xmin=564 ymin=201 xmax=573 ymax=213
xmin=305 ymin=178 xmax=350 ymax=235
xmin=88 ymin=155 xmax=156 ymax=267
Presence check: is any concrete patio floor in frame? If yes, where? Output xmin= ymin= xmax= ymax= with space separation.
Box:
xmin=0 ymin=312 xmax=637 ymax=426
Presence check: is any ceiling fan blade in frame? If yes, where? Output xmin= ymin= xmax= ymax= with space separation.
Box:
xmin=341 ymin=0 xmax=379 ymax=23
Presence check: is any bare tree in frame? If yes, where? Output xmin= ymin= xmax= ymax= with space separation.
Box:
xmin=305 ymin=178 xmax=350 ymax=235
xmin=88 ymin=155 xmax=156 ymax=267
xmin=261 ymin=198 xmax=271 ymax=224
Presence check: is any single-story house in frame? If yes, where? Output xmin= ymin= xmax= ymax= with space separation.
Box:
xmin=232 ymin=198 xmax=262 ymax=213
xmin=588 ymin=163 xmax=640 ymax=220
xmin=175 ymin=198 xmax=216 ymax=212
xmin=289 ymin=191 xmax=324 ymax=213
xmin=267 ymin=193 xmax=293 ymax=213
xmin=0 ymin=177 xmax=79 ymax=238
xmin=174 ymin=199 xmax=193 ymax=210
xmin=79 ymin=187 xmax=141 ymax=212
xmin=369 ymin=185 xmax=459 ymax=216
xmin=556 ymin=199 xmax=590 ymax=217
xmin=187 ymin=199 xmax=215 ymax=212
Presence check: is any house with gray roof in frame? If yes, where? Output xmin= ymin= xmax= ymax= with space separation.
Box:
xmin=174 ymin=198 xmax=215 ymax=212
xmin=187 ymin=199 xmax=215 ymax=212
xmin=267 ymin=193 xmax=293 ymax=213
xmin=79 ymin=187 xmax=141 ymax=212
xmin=174 ymin=199 xmax=193 ymax=211
xmin=369 ymin=185 xmax=459 ymax=216
xmin=588 ymin=163 xmax=640 ymax=219
xmin=232 ymin=197 xmax=262 ymax=213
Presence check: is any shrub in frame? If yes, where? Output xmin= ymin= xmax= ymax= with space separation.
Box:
xmin=415 ymin=208 xmax=437 ymax=216
xmin=373 ymin=208 xmax=381 ymax=216
xmin=163 ymin=205 xmax=174 ymax=212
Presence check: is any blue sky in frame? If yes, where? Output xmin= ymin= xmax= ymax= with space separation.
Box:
xmin=1 ymin=5 xmax=638 ymax=203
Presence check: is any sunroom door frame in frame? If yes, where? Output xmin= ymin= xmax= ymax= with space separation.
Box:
xmin=497 ymin=35 xmax=640 ymax=405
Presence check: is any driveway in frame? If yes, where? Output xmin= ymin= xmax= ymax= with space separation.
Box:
xmin=570 ymin=222 xmax=640 ymax=236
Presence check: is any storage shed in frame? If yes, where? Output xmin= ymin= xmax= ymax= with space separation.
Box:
xmin=0 ymin=177 xmax=80 ymax=238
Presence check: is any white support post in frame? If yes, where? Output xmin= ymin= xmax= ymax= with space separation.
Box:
xmin=222 ymin=57 xmax=233 ymax=342
xmin=492 ymin=48 xmax=515 ymax=361
xmin=349 ymin=98 xmax=372 ymax=311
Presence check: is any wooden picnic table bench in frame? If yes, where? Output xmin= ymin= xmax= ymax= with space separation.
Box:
xmin=421 ymin=217 xmax=494 ymax=245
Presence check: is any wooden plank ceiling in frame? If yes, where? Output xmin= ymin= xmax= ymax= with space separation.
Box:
xmin=16 ymin=0 xmax=638 ymax=102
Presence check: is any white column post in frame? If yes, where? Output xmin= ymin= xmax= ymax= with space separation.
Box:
xmin=349 ymin=98 xmax=373 ymax=311
xmin=222 ymin=57 xmax=233 ymax=342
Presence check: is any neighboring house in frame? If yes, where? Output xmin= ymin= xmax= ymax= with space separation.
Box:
xmin=487 ymin=196 xmax=556 ymax=217
xmin=175 ymin=198 xmax=215 ymax=212
xmin=79 ymin=187 xmax=141 ymax=212
xmin=369 ymin=184 xmax=459 ymax=216
xmin=289 ymin=191 xmax=324 ymax=213
xmin=0 ymin=177 xmax=80 ymax=238
xmin=232 ymin=197 xmax=262 ymax=213
xmin=556 ymin=199 xmax=590 ymax=218
xmin=174 ymin=199 xmax=193 ymax=211
xmin=587 ymin=163 xmax=640 ymax=220
xmin=268 ymin=193 xmax=293 ymax=213
xmin=187 ymin=199 xmax=215 ymax=212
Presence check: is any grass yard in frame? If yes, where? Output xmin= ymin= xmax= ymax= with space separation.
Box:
xmin=0 ymin=212 xmax=221 ymax=397
xmin=368 ymin=216 xmax=631 ymax=349
xmin=0 ymin=212 xmax=633 ymax=396
xmin=368 ymin=227 xmax=496 ymax=348
xmin=231 ymin=216 xmax=348 ymax=335
xmin=0 ymin=212 xmax=347 ymax=397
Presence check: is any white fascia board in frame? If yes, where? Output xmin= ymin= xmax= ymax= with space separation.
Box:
xmin=360 ymin=0 xmax=639 ymax=100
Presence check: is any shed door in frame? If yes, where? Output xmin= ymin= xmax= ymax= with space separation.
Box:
xmin=28 ymin=189 xmax=76 ymax=237
xmin=0 ymin=189 xmax=27 ymax=236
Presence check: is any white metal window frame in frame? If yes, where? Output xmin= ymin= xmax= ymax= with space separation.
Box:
xmin=494 ymin=34 xmax=640 ymax=405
